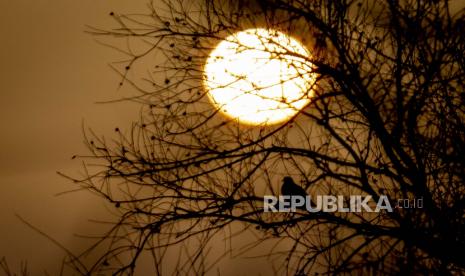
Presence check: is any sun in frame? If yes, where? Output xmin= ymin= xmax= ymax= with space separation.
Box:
xmin=203 ymin=28 xmax=316 ymax=126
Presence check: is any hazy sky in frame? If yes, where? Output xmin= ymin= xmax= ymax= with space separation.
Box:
xmin=0 ymin=0 xmax=144 ymax=274
xmin=0 ymin=1 xmax=273 ymax=274
xmin=5 ymin=1 xmax=463 ymax=274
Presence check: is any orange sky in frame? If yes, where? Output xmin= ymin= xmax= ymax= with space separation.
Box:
xmin=0 ymin=0 xmax=144 ymax=274
xmin=3 ymin=0 xmax=464 ymax=274
xmin=0 ymin=1 xmax=274 ymax=274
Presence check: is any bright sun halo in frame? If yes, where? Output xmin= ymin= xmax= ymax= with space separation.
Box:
xmin=204 ymin=28 xmax=316 ymax=126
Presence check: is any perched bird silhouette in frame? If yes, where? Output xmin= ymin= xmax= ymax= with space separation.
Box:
xmin=280 ymin=176 xmax=309 ymax=211
xmin=281 ymin=176 xmax=307 ymax=198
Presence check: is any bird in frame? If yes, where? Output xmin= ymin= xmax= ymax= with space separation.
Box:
xmin=281 ymin=176 xmax=307 ymax=198
xmin=280 ymin=176 xmax=309 ymax=211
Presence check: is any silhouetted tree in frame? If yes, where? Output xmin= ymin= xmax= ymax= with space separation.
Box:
xmin=65 ymin=0 xmax=465 ymax=274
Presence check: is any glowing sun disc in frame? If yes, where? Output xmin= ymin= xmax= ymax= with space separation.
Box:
xmin=204 ymin=28 xmax=316 ymax=125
